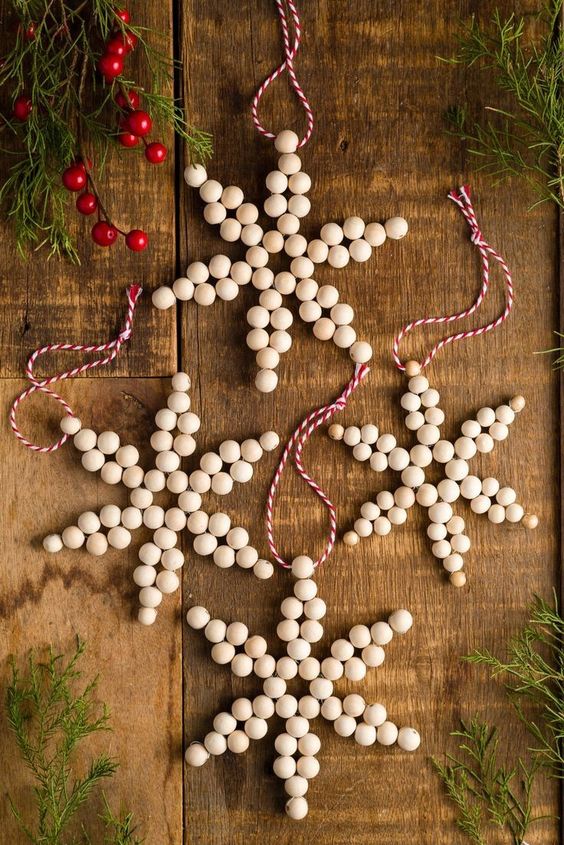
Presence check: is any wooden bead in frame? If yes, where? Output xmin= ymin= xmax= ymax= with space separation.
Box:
xmin=294 ymin=578 xmax=317 ymax=601
xmin=77 ymin=511 xmax=100 ymax=535
xmin=290 ymin=256 xmax=314 ymax=278
xmin=213 ymin=546 xmax=235 ymax=568
xmin=313 ymin=317 xmax=335 ymax=341
xmin=274 ymin=271 xmax=296 ymax=294
xmin=328 ymin=423 xmax=344 ymax=441
xmin=361 ymin=644 xmax=385 ymax=667
xmin=275 ymin=129 xmax=299 ymax=153
xmin=285 ymin=796 xmax=309 ymax=820
xmin=331 ymin=302 xmax=354 ymax=325
xmin=291 ymin=555 xmax=315 ymax=578
xmin=255 ymin=368 xmax=278 ymax=393
xmin=350 ymin=341 xmax=372 ymax=363
xmin=364 ymin=703 xmax=387 ymax=726
xmin=299 ymin=733 xmax=321 ymax=758
xmin=245 ymin=635 xmax=268 ymax=658
xmin=184 ymin=742 xmax=209 ymax=767
xmin=297 ymin=755 xmax=320 ymax=778
xmin=299 ymin=301 xmax=322 ymax=323
xmin=505 ymin=503 xmax=524 ymax=523
xmin=162 ymin=548 xmax=184 ymax=570
xmin=349 ymin=239 xmax=372 ymax=262
xmin=43 ymin=533 xmax=63 ymax=553
xmin=187 ymin=510 xmax=209 ymax=534
xmin=138 ymin=585 xmax=162 ymax=608
xmin=193 ymin=283 xmax=216 ymax=306
xmin=246 ymin=246 xmax=269 ymax=268
xmin=199 ymin=179 xmax=222 ymax=203
xmin=450 ymin=570 xmax=467 ymax=588
xmin=204 ymin=202 xmax=227 ymax=225
xmin=138 ymin=607 xmax=157 ymax=626
xmin=320 ymin=656 xmax=344 ymax=681
xmin=186 ymin=261 xmax=209 ymax=283
xmin=334 ymin=714 xmax=356 ymax=737
xmin=264 ymin=194 xmax=287 ymax=217
xmin=331 ymin=638 xmax=354 ymax=661
xmin=226 ymin=526 xmax=249 ymax=549
xmin=274 ymin=756 xmax=297 ymax=779
xmin=371 ymin=621 xmax=393 ymax=645
xmin=307 ymin=239 xmax=329 ymax=263
xmin=270 ymin=307 xmax=293 ymax=330
xmin=193 ymin=533 xmax=218 ymax=556
xmin=275 ymin=733 xmax=298 ymax=756
xmin=184 ymin=163 xmax=207 ymax=187
xmin=241 ymin=223 xmax=263 ymax=246
xmin=355 ymin=722 xmax=377 ymax=746
xmin=321 ymin=696 xmax=343 ymax=720
xmin=523 ymin=513 xmax=539 ymax=529
xmin=328 ymin=245 xmax=349 ymax=268
xmin=397 ymin=727 xmax=421 ymax=751
xmin=254 ymin=559 xmax=274 ymax=579
xmin=286 ymin=715 xmax=310 ymax=739
xmin=107 ymin=526 xmax=131 ymax=549
xmin=277 ymin=212 xmax=300 ymax=235
xmin=230 ymin=261 xmax=253 ymax=286
xmin=263 ymin=675 xmax=286 ymax=697
xmin=316 ymin=284 xmax=339 ymax=308
xmin=253 ymin=695 xmax=275 ymax=720
xmin=244 ymin=715 xmax=268 ymax=738
xmin=278 ymin=153 xmax=301 ymax=175
xmin=152 ymin=286 xmax=175 ymax=310
xmin=377 ymin=720 xmax=399 ymax=745
xmin=259 ymin=430 xmax=279 ymax=451
xmin=265 ymin=170 xmax=288 ymax=193
xmin=221 ymin=185 xmax=244 ymax=209
xmin=60 ymin=415 xmax=81 ymax=435
xmin=345 ymin=656 xmax=366 ymax=681
xmin=388 ymin=609 xmax=413 ymax=634
xmin=276 ymin=656 xmax=299 ymax=680
xmin=204 ymin=731 xmax=227 ymax=756
xmin=298 ymin=657 xmax=320 ymax=680
xmin=133 ymin=565 xmax=156 ymax=587
xmin=384 ymin=216 xmax=408 ymax=239
xmin=228 ymin=731 xmax=250 ymax=754
xmin=289 ymin=171 xmax=311 ymax=193
xmin=510 ymin=395 xmax=526 ymax=412
xmin=343 ymin=529 xmax=360 ymax=546
xmin=62 ymin=526 xmax=84 ymax=549
xmin=81 ymin=449 xmax=105 ymax=472
xmin=288 ymin=195 xmax=311 ymax=218
xmin=216 ymin=278 xmax=239 ymax=300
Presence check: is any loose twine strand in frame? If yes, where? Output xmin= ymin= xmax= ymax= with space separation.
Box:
xmin=9 ymin=285 xmax=143 ymax=452
xmin=392 ymin=185 xmax=515 ymax=371
xmin=265 ymin=363 xmax=370 ymax=569
xmin=251 ymin=0 xmax=314 ymax=148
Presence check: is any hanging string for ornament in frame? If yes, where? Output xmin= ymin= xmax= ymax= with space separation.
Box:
xmin=392 ymin=185 xmax=514 ymax=373
xmin=10 ymin=285 xmax=143 ymax=453
xmin=251 ymin=0 xmax=314 ymax=148
xmin=266 ymin=363 xmax=370 ymax=569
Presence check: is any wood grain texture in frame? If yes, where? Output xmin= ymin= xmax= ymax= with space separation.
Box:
xmin=0 ymin=2 xmax=176 ymax=378
xmin=0 ymin=1 xmax=561 ymax=844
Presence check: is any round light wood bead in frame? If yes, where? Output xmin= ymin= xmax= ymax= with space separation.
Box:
xmin=289 ymin=169 xmax=311 ymax=192
xmin=377 ymin=721 xmax=399 ymax=745
xmin=364 ymin=703 xmax=387 ymax=727
xmin=246 ymin=246 xmax=269 ymax=268
xmin=60 ymin=415 xmax=82 ymax=435
xmin=388 ymin=609 xmax=413 ymax=634
xmin=288 ymin=194 xmax=311 ymax=217
xmin=285 ymin=796 xmax=309 ymax=820
xmin=133 ymin=565 xmax=156 ymax=587
xmin=398 ymin=727 xmax=421 ymax=751
xmin=274 ymin=756 xmax=297 ymax=780
xmin=316 ymin=284 xmax=339 ymax=309
xmin=269 ymin=330 xmax=292 ymax=353
xmin=307 ymin=239 xmax=329 ymax=263
xmin=138 ymin=606 xmax=157 ymax=626
xmin=253 ymin=559 xmax=274 ymax=579
xmin=313 ymin=317 xmax=335 ymax=341
xmin=278 ymin=153 xmax=301 ymax=175
xmin=185 ymin=741 xmax=210 ymax=768
xmin=43 ymin=533 xmax=63 ymax=553
xmin=199 ymin=179 xmax=222 ymax=203
xmin=275 ymin=733 xmax=298 ymax=757
xmin=505 ymin=503 xmax=524 ymax=523
xmin=265 ymin=170 xmax=288 ymax=193
xmin=204 ymin=731 xmax=227 ymax=756
xmin=343 ymin=529 xmax=360 ymax=546
xmin=345 ymin=656 xmax=367 ymax=681
xmin=192 ymin=284 xmax=216 ymax=306
xmin=328 ymin=424 xmax=344 ymax=441
xmin=362 ymin=644 xmax=385 ymax=667
xmin=320 ymin=656 xmax=344 ymax=681
xmin=139 ymin=585 xmax=162 ymax=608
xmin=284 ymin=235 xmax=307 ymax=258
xmin=371 ymin=621 xmax=393 ymax=645
xmin=226 ymin=527 xmax=250 ymax=550
xmin=450 ymin=570 xmax=467 ymax=588
xmin=259 ymin=431 xmax=280 ymax=451
xmin=221 ymin=185 xmax=244 ymax=210
xmin=264 ymin=194 xmax=287 ymax=218
xmin=292 ymin=555 xmax=315 ymax=578
xmin=138 ymin=542 xmax=161 ymax=566
xmin=186 ymin=261 xmax=209 ymax=283
xmin=204 ymin=202 xmax=226 ymax=225
xmin=277 ymin=212 xmax=300 ymax=235
xmin=510 ymin=395 xmax=526 ymax=412
xmin=333 ymin=325 xmax=357 ymax=348
xmin=263 ymin=675 xmax=286 ymax=698
xmin=273 ymin=273 xmax=295 ymax=297
xmin=298 ymin=696 xmax=320 ymax=720
xmin=350 ymin=341 xmax=372 ymax=363
xmin=471 ymin=495 xmax=491 ymax=515
xmin=152 ymin=286 xmax=175 ymax=310
xmin=245 ymin=715 xmax=268 ymax=739
xmin=255 ymin=369 xmax=278 ymax=393
xmin=255 ymin=347 xmax=278 ymax=370
xmin=328 ymin=245 xmax=349 ymax=268
xmin=290 ymin=256 xmax=314 ymax=279
xmin=355 ymin=722 xmax=377 ymax=746
xmin=230 ymin=261 xmax=253 ymax=285
xmin=241 ymin=223 xmax=263 ymax=246
xmin=184 ymin=163 xmax=207 ymax=187
xmin=331 ymin=638 xmax=354 ymax=661
xmin=349 ymin=238 xmax=372 ymax=262
xmin=384 ymin=217 xmax=408 ymax=239
xmin=62 ymin=526 xmax=85 ymax=549
xmin=275 ymin=129 xmax=299 ymax=153
xmin=294 ymin=578 xmax=317 ymax=601
xmin=523 ymin=513 xmax=539 ymax=529
xmin=299 ymin=301 xmax=322 ymax=323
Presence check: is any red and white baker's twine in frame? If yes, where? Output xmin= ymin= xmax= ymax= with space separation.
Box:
xmin=10 ymin=285 xmax=142 ymax=453
xmin=392 ymin=185 xmax=515 ymax=372
xmin=266 ymin=363 xmax=370 ymax=569
xmin=251 ymin=0 xmax=314 ymax=148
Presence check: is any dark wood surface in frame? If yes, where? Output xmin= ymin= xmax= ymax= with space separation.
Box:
xmin=0 ymin=2 xmax=561 ymax=844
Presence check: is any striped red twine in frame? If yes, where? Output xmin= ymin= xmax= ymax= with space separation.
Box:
xmin=392 ymin=185 xmax=515 ymax=371
xmin=10 ymin=285 xmax=142 ymax=453
xmin=251 ymin=0 xmax=314 ymax=148
xmin=266 ymin=363 xmax=370 ymax=569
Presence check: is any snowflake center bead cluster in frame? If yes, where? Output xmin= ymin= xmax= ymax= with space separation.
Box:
xmin=185 ymin=554 xmax=420 ymax=820
xmin=152 ymin=129 xmax=408 ymax=393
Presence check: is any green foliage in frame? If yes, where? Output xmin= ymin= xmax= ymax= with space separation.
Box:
xmin=464 ymin=594 xmax=564 ymax=776
xmin=433 ymin=719 xmax=542 ymax=845
xmin=442 ymin=2 xmax=564 ymax=208
xmin=0 ymin=1 xmax=212 ymax=261
xmin=5 ymin=638 xmax=143 ymax=845
xmin=435 ymin=595 xmax=563 ymax=843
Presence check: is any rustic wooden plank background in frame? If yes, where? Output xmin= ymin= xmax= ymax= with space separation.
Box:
xmin=0 ymin=1 xmax=561 ymax=844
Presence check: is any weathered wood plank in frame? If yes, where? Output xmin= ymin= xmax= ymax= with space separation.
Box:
xmin=0 ymin=2 xmax=176 ymax=378
xmin=0 ymin=378 xmax=183 ymax=844
xmin=179 ymin=2 xmax=560 ymax=843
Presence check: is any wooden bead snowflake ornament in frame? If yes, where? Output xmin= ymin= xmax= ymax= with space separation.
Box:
xmin=185 ymin=554 xmax=420 ymax=821
xmin=330 ymin=186 xmax=538 ymax=587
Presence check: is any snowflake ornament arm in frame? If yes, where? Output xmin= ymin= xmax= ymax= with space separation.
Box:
xmin=152 ymin=129 xmax=408 ymax=392
xmin=329 ymin=371 xmax=538 ymax=586
xmin=42 ymin=372 xmax=280 ymax=623
xmin=185 ymin=554 xmax=420 ymax=821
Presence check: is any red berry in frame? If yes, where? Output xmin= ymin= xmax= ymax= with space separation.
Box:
xmin=115 ymin=8 xmax=131 ymax=24
xmin=127 ymin=109 xmax=152 ymax=136
xmin=144 ymin=142 xmax=167 ymax=164
xmin=24 ymin=23 xmax=36 ymax=40
xmin=118 ymin=131 xmax=139 ymax=147
xmin=12 ymin=95 xmax=32 ymax=121
xmin=62 ymin=164 xmax=87 ymax=192
xmin=115 ymin=89 xmax=140 ymax=110
xmin=91 ymin=221 xmax=119 ymax=246
xmin=125 ymin=229 xmax=148 ymax=251
xmin=106 ymin=35 xmax=127 ymax=56
xmin=76 ymin=192 xmax=98 ymax=215
xmin=123 ymin=32 xmax=138 ymax=52
xmin=97 ymin=53 xmax=124 ymax=81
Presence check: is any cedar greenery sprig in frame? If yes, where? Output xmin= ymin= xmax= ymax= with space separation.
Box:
xmin=0 ymin=1 xmax=212 ymax=261
xmin=433 ymin=719 xmax=543 ymax=845
xmin=464 ymin=593 xmax=564 ymax=776
xmin=5 ymin=638 xmax=143 ymax=844
xmin=442 ymin=1 xmax=564 ymax=208
xmin=434 ymin=595 xmax=563 ymax=844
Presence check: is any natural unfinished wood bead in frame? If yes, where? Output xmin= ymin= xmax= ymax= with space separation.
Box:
xmin=450 ymin=570 xmax=467 ymax=588
xmin=275 ymin=129 xmax=299 ymax=154
xmin=522 ymin=513 xmax=539 ymax=529
xmin=184 ymin=163 xmax=207 ymax=188
xmin=384 ymin=216 xmax=408 ymax=239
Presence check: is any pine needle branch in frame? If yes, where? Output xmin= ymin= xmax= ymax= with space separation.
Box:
xmin=442 ymin=2 xmax=564 ymax=208
xmin=5 ymin=638 xmax=143 ymax=844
